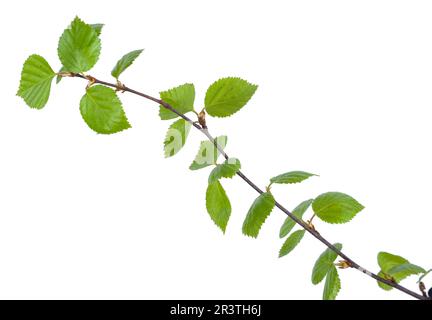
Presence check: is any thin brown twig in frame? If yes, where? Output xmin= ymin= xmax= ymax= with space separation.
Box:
xmin=65 ymin=72 xmax=429 ymax=300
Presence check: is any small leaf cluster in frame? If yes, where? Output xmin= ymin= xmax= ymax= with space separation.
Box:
xmin=17 ymin=16 xmax=258 ymax=233
xmin=18 ymin=17 xmax=141 ymax=134
xmin=268 ymin=172 xmax=362 ymax=299
xmin=205 ymin=164 xmax=366 ymax=299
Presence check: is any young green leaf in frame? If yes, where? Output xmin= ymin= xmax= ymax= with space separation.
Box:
xmin=311 ymin=243 xmax=343 ymax=285
xmin=111 ymin=49 xmax=144 ymax=79
xmin=279 ymin=229 xmax=305 ymax=258
xmin=242 ymin=192 xmax=275 ymax=238
xmin=270 ymin=171 xmax=317 ymax=185
xmin=205 ymin=77 xmax=258 ymax=117
xmin=279 ymin=199 xmax=313 ymax=238
xmin=79 ymin=85 xmax=131 ymax=134
xmin=377 ymin=252 xmax=408 ymax=291
xmin=376 ymin=252 xmax=425 ymax=290
xmin=189 ymin=136 xmax=228 ymax=170
xmin=164 ymin=119 xmax=191 ymax=157
xmin=206 ymin=180 xmax=231 ymax=232
xmin=208 ymin=158 xmax=241 ymax=184
xmin=323 ymin=265 xmax=341 ymax=300
xmin=312 ymin=192 xmax=364 ymax=224
xmin=58 ymin=16 xmax=101 ymax=73
xmin=159 ymin=83 xmax=195 ymax=120
xmin=17 ymin=54 xmax=55 ymax=109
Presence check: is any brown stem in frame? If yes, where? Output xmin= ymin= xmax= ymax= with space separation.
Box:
xmin=67 ymin=73 xmax=429 ymax=300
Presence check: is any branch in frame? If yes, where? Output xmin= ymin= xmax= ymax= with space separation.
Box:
xmin=70 ymin=73 xmax=428 ymax=300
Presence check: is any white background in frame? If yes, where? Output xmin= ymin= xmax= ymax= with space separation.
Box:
xmin=1 ymin=0 xmax=431 ymax=300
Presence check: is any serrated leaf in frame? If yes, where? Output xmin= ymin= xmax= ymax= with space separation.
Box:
xmin=311 ymin=243 xmax=343 ymax=285
xmin=376 ymin=252 xmax=425 ymax=291
xmin=312 ymin=192 xmax=364 ymax=224
xmin=206 ymin=180 xmax=231 ymax=232
xmin=79 ymin=85 xmax=131 ymax=134
xmin=111 ymin=49 xmax=144 ymax=79
xmin=205 ymin=77 xmax=258 ymax=117
xmin=242 ymin=192 xmax=275 ymax=238
xmin=323 ymin=265 xmax=341 ymax=300
xmin=58 ymin=16 xmax=101 ymax=73
xmin=270 ymin=171 xmax=317 ymax=185
xmin=163 ymin=119 xmax=191 ymax=157
xmin=17 ymin=55 xmax=55 ymax=109
xmin=189 ymin=136 xmax=227 ymax=170
xmin=57 ymin=23 xmax=103 ymax=84
xmin=208 ymin=158 xmax=241 ymax=183
xmin=279 ymin=199 xmax=313 ymax=238
xmin=159 ymin=83 xmax=195 ymax=120
xmin=279 ymin=230 xmax=305 ymax=258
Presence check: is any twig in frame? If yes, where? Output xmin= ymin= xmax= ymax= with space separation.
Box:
xmin=66 ymin=73 xmax=429 ymax=300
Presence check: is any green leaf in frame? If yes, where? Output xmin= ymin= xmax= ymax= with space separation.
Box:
xmin=242 ymin=192 xmax=275 ymax=238
xmin=377 ymin=252 xmax=425 ymax=290
xmin=189 ymin=136 xmax=228 ymax=170
xmin=206 ymin=180 xmax=231 ymax=232
xmin=279 ymin=199 xmax=313 ymax=238
xmin=111 ymin=49 xmax=144 ymax=79
xmin=90 ymin=23 xmax=104 ymax=36
xmin=56 ymin=23 xmax=103 ymax=84
xmin=208 ymin=158 xmax=241 ymax=183
xmin=270 ymin=171 xmax=317 ymax=185
xmin=323 ymin=265 xmax=341 ymax=300
xmin=17 ymin=54 xmax=55 ymax=109
xmin=205 ymin=77 xmax=258 ymax=117
xmin=279 ymin=230 xmax=305 ymax=258
xmin=159 ymin=83 xmax=195 ymax=120
xmin=311 ymin=243 xmax=343 ymax=285
xmin=79 ymin=85 xmax=131 ymax=134
xmin=377 ymin=252 xmax=409 ymax=290
xmin=312 ymin=192 xmax=364 ymax=224
xmin=163 ymin=119 xmax=191 ymax=157
xmin=58 ymin=16 xmax=101 ymax=73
